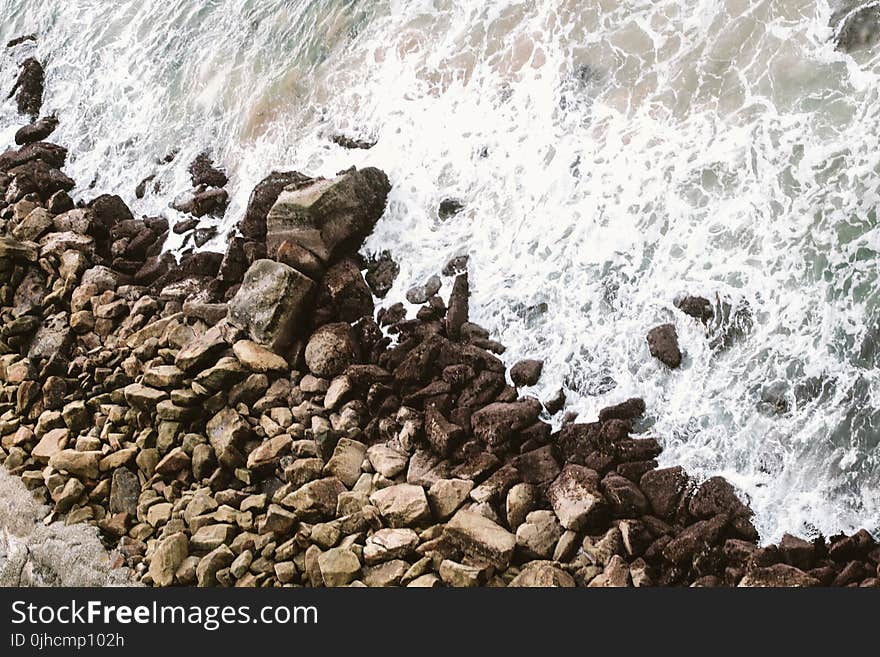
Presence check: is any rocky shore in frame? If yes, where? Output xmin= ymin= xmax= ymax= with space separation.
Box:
xmin=1 ymin=46 xmax=879 ymax=588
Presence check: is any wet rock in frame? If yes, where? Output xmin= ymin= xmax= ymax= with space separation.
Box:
xmin=739 ymin=564 xmax=820 ymax=587
xmin=598 ymin=397 xmax=646 ymax=423
xmin=601 ymin=473 xmax=649 ymax=518
xmin=322 ymin=258 xmax=373 ymax=321
xmin=173 ymin=187 xmax=228 ymax=218
xmin=241 ymin=171 xmax=312 ymax=241
xmin=369 ymin=484 xmax=431 ymax=528
xmin=438 ymin=198 xmax=465 ymax=220
xmin=832 ymin=2 xmax=880 ymax=52
xmin=305 ymin=322 xmax=360 ymax=378
xmin=11 ymin=57 xmax=43 ymax=118
xmin=405 ymin=275 xmax=441 ymax=304
xmin=547 ymin=464 xmax=606 ymax=531
xmin=662 ymin=515 xmax=727 ymax=566
xmin=15 ymin=116 xmax=59 ymax=146
xmin=646 ymin=323 xmax=682 ymax=368
xmin=330 ymin=134 xmax=376 ymax=150
xmin=676 ymin=295 xmax=714 ymax=324
xmin=424 ymin=406 xmax=464 ymax=457
xmin=276 ymin=240 xmax=325 ymax=279
xmin=470 ymin=399 xmax=542 ymax=447
xmin=364 ymin=251 xmax=398 ymax=298
xmin=188 ymin=152 xmax=227 ymax=188
xmin=266 ymin=167 xmax=390 ymax=260
xmin=227 ymin=259 xmax=315 ymax=351
xmin=446 ymin=273 xmax=469 ymax=339
xmin=688 ymin=476 xmax=750 ymax=520
xmin=444 ymin=509 xmax=516 ymax=569
xmin=510 ymin=359 xmax=543 ymax=386
xmin=639 ymin=466 xmax=688 ymax=520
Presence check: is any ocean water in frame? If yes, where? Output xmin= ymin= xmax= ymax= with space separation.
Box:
xmin=1 ymin=0 xmax=879 ymax=542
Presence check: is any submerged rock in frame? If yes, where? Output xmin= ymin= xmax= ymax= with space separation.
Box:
xmin=646 ymin=323 xmax=682 ymax=369
xmin=11 ymin=57 xmax=44 ymax=118
xmin=832 ymin=1 xmax=880 ymax=52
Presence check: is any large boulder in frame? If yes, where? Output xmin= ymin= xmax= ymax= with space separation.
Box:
xmin=240 ymin=171 xmax=312 ymax=241
xmin=304 ymin=322 xmax=360 ymax=378
xmin=646 ymin=323 xmax=682 ymax=369
xmin=227 ymin=259 xmax=315 ymax=351
xmin=266 ymin=167 xmax=390 ymax=261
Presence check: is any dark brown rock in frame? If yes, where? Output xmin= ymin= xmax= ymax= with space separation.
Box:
xmin=647 ymin=323 xmax=682 ymax=368
xmin=510 ymin=359 xmax=543 ymax=387
xmin=12 ymin=57 xmax=43 ymax=118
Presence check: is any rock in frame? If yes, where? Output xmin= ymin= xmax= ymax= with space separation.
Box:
xmin=363 ymin=528 xmax=419 ymax=565
xmin=123 ymin=383 xmax=168 ymax=411
xmin=509 ymin=561 xmax=577 ymax=587
xmin=15 ymin=116 xmax=59 ymax=146
xmin=779 ymin=534 xmax=817 ymax=571
xmin=547 ymin=465 xmax=606 ymax=531
xmin=362 ymin=559 xmax=408 ymax=587
xmin=246 ymin=434 xmax=291 ymax=470
xmin=369 ymin=484 xmax=431 ymax=528
xmin=323 ymin=375 xmax=352 ymax=410
xmin=32 ymin=428 xmax=67 ymax=464
xmin=639 ymin=466 xmax=689 ymax=519
xmin=266 ymin=167 xmax=390 ymax=260
xmin=516 ymin=510 xmax=563 ymax=559
xmin=48 ymin=450 xmax=101 ymax=480
xmin=470 ymin=399 xmax=542 ymax=447
xmin=322 ymin=258 xmax=373 ymax=321
xmin=109 ymin=468 xmax=140 ymax=516
xmin=142 ymin=365 xmax=185 ymax=388
xmin=12 ymin=207 xmax=53 ymax=241
xmin=232 ymin=340 xmax=288 ymax=373
xmin=445 ymin=273 xmax=469 ymax=339
xmin=241 ymin=171 xmax=311 ymax=241
xmin=438 ymin=198 xmax=465 ymax=220
xmin=323 ymin=438 xmax=367 ymax=488
xmin=676 ymin=295 xmax=714 ymax=323
xmin=588 ymin=555 xmax=632 ymax=587
xmin=281 ymin=477 xmax=346 ymax=520
xmin=276 ymin=240 xmax=325 ymax=279
xmin=206 ymin=407 xmax=251 ymax=469
xmin=601 ymin=473 xmax=649 ymax=517
xmin=832 ymin=1 xmax=880 ymax=52
xmin=646 ymin=323 xmax=682 ymax=368
xmin=227 ymin=259 xmax=315 ymax=351
xmin=510 ymin=359 xmax=543 ymax=386
xmin=317 ymin=547 xmax=361 ymax=587
xmin=364 ymin=251 xmax=398 ymax=298
xmin=662 ymin=515 xmax=728 ymax=566
xmin=173 ymin=187 xmax=228 ymax=217
xmin=366 ymin=443 xmax=409 ymax=478
xmin=175 ymin=325 xmax=227 ymax=372
xmin=739 ymin=564 xmax=820 ymax=588
xmin=305 ymin=322 xmax=360 ymax=378
xmin=188 ymin=152 xmax=227 ymax=188
xmin=444 ymin=509 xmax=516 ymax=570
xmin=439 ymin=560 xmax=482 ymax=587
xmin=0 ymin=236 xmax=38 ymax=261
xmin=424 ymin=406 xmax=464 ymax=457
xmin=424 ymin=479 xmax=473 ymax=523
xmin=12 ymin=58 xmax=43 ymax=118
xmin=149 ymin=533 xmax=189 ymax=587
xmin=190 ymin=524 xmax=238 ymax=552
xmin=505 ymin=482 xmax=539 ymax=530
xmin=330 ymin=134 xmax=376 ymax=150
xmin=196 ymin=545 xmax=234 ymax=587
xmin=688 ymin=476 xmax=750 ymax=519
xmin=598 ymin=397 xmax=646 ymax=422
xmin=28 ymin=312 xmax=72 ymax=361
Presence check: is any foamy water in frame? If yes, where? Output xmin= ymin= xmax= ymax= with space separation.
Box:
xmin=2 ymin=0 xmax=879 ymax=541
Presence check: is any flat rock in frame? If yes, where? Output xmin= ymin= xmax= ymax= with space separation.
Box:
xmin=232 ymin=339 xmax=288 ymax=373
xmin=369 ymin=484 xmax=431 ymax=528
xmin=444 ymin=509 xmax=516 ymax=570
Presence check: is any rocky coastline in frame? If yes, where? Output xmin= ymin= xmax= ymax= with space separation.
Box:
xmin=1 ymin=45 xmax=879 ymax=588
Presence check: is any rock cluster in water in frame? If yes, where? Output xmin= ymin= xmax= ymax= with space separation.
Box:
xmin=0 ymin=46 xmax=878 ymax=588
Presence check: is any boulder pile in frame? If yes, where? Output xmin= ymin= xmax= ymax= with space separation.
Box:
xmin=0 ymin=53 xmax=878 ymax=588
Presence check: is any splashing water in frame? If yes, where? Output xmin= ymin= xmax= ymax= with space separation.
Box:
xmin=2 ymin=0 xmax=880 ymax=541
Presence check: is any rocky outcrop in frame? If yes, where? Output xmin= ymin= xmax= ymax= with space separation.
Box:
xmin=9 ymin=57 xmax=44 ymax=119
xmin=0 ymin=88 xmax=876 ymax=589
